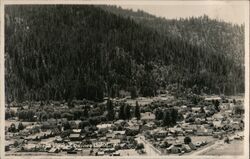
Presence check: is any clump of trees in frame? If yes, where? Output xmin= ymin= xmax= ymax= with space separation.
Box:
xmin=184 ymin=136 xmax=192 ymax=144
xmin=118 ymin=102 xmax=131 ymax=120
xmin=16 ymin=110 xmax=35 ymax=121
xmin=5 ymin=109 xmax=15 ymax=120
xmin=155 ymin=108 xmax=180 ymax=127
xmin=136 ymin=143 xmax=144 ymax=150
xmin=212 ymin=100 xmax=220 ymax=112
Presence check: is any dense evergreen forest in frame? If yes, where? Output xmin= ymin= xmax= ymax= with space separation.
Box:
xmin=5 ymin=5 xmax=244 ymax=103
xmin=101 ymin=6 xmax=245 ymax=94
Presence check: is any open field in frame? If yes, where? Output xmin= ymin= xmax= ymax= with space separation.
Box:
xmin=118 ymin=149 xmax=139 ymax=156
xmin=178 ymin=136 xmax=216 ymax=143
xmin=200 ymin=140 xmax=244 ymax=156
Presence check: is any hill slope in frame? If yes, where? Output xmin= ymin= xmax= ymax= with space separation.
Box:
xmin=101 ymin=5 xmax=245 ymax=93
xmin=101 ymin=5 xmax=244 ymax=63
xmin=5 ymin=5 xmax=244 ymax=102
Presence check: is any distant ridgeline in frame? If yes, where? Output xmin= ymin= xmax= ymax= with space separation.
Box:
xmin=5 ymin=5 xmax=244 ymax=102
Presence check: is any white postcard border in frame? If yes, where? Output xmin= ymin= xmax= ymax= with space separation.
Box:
xmin=0 ymin=1 xmax=249 ymax=159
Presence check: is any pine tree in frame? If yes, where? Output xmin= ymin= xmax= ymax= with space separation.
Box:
xmin=200 ymin=106 xmax=205 ymax=114
xmin=134 ymin=101 xmax=141 ymax=120
xmin=83 ymin=106 xmax=89 ymax=118
xmin=18 ymin=122 xmax=24 ymax=131
xmin=155 ymin=108 xmax=163 ymax=120
xmin=9 ymin=123 xmax=16 ymax=132
xmin=131 ymin=86 xmax=137 ymax=99
xmin=170 ymin=109 xmax=178 ymax=125
xmin=184 ymin=136 xmax=192 ymax=144
xmin=124 ymin=104 xmax=131 ymax=120
xmin=163 ymin=110 xmax=171 ymax=127
xmin=213 ymin=100 xmax=220 ymax=112
xmin=119 ymin=103 xmax=125 ymax=120
xmin=106 ymin=99 xmax=115 ymax=121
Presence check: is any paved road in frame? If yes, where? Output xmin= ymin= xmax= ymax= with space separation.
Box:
xmin=135 ymin=135 xmax=161 ymax=156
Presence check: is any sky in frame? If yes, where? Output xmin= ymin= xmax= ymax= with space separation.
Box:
xmin=119 ymin=1 xmax=247 ymax=25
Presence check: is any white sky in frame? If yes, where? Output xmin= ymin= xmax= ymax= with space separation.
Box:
xmin=120 ymin=2 xmax=247 ymax=25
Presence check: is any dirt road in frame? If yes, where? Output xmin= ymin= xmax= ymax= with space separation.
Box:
xmin=135 ymin=135 xmax=161 ymax=156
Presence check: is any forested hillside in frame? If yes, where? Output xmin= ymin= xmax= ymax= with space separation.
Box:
xmin=101 ymin=6 xmax=245 ymax=64
xmin=101 ymin=5 xmax=245 ymax=93
xmin=5 ymin=5 xmax=244 ymax=103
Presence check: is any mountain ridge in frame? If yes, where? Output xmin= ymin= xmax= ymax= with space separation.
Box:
xmin=5 ymin=5 xmax=244 ymax=103
xmin=100 ymin=6 xmax=244 ymax=64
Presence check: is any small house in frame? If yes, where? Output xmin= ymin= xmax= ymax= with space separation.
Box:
xmin=141 ymin=122 xmax=156 ymax=131
xmin=213 ymin=120 xmax=223 ymax=128
xmin=114 ymin=120 xmax=126 ymax=126
xmin=69 ymin=121 xmax=77 ymax=129
xmin=220 ymin=103 xmax=230 ymax=110
xmin=97 ymin=124 xmax=113 ymax=131
xmin=22 ymin=144 xmax=37 ymax=151
xmin=155 ymin=130 xmax=168 ymax=138
xmin=106 ymin=132 xmax=115 ymax=139
xmin=182 ymin=124 xmax=197 ymax=134
xmin=191 ymin=107 xmax=200 ymax=113
xmin=109 ymin=139 xmax=120 ymax=145
xmin=113 ymin=151 xmax=120 ymax=156
xmin=99 ymin=137 xmax=107 ymax=142
xmin=141 ymin=112 xmax=156 ymax=122
xmin=72 ymin=129 xmax=82 ymax=134
xmin=181 ymin=105 xmax=188 ymax=110
xmin=204 ymin=96 xmax=222 ymax=102
xmin=188 ymin=142 xmax=197 ymax=150
xmin=126 ymin=125 xmax=140 ymax=132
xmin=96 ymin=151 xmax=105 ymax=156
xmin=196 ymin=127 xmax=213 ymax=136
xmin=69 ymin=133 xmax=82 ymax=141
xmin=169 ymin=127 xmax=183 ymax=135
xmin=104 ymin=148 xmax=115 ymax=153
xmin=47 ymin=118 xmax=57 ymax=125
xmin=113 ymin=131 xmax=126 ymax=139
xmin=231 ymin=123 xmax=241 ymax=130
xmin=212 ymin=114 xmax=224 ymax=120
xmin=224 ymin=110 xmax=233 ymax=116
xmin=41 ymin=122 xmax=56 ymax=129
xmin=93 ymin=142 xmax=106 ymax=148
xmin=167 ymin=145 xmax=181 ymax=154
xmin=182 ymin=144 xmax=191 ymax=152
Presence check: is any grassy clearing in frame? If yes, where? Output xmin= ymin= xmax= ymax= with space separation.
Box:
xmin=200 ymin=140 xmax=243 ymax=156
